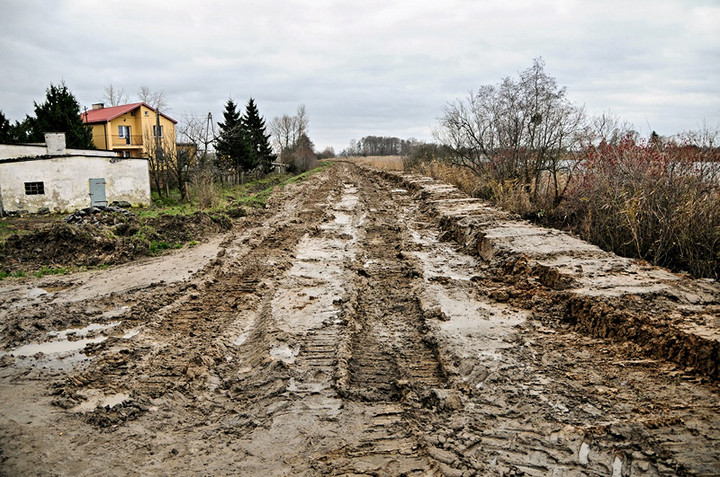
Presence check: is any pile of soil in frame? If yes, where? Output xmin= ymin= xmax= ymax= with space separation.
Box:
xmin=0 ymin=210 xmax=233 ymax=272
xmin=64 ymin=205 xmax=134 ymax=226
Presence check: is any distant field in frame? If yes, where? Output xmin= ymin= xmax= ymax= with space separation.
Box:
xmin=344 ymin=155 xmax=405 ymax=170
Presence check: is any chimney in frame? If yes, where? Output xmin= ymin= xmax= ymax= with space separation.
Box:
xmin=92 ymin=102 xmax=105 ymax=110
xmin=45 ymin=133 xmax=67 ymax=155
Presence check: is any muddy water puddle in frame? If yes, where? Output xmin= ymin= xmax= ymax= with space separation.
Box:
xmin=48 ymin=321 xmax=121 ymax=339
xmin=269 ymin=344 xmax=299 ymax=364
xmin=8 ymin=336 xmax=107 ymax=358
xmin=2 ymin=321 xmax=125 ymax=368
xmin=72 ymin=391 xmax=132 ymax=412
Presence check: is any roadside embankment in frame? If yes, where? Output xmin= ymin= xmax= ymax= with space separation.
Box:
xmin=368 ymin=166 xmax=720 ymax=381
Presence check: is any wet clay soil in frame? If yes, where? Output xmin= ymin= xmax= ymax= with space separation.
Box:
xmin=1 ymin=163 xmax=719 ymax=476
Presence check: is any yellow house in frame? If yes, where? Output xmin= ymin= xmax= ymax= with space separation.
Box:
xmin=81 ymin=102 xmax=177 ymax=159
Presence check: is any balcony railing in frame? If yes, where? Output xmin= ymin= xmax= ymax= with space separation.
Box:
xmin=111 ymin=135 xmax=144 ymax=147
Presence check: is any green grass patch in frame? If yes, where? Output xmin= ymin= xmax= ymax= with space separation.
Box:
xmin=0 ymin=270 xmax=27 ymax=280
xmin=0 ymin=220 xmax=26 ymax=243
xmin=135 ymin=203 xmax=197 ymax=219
xmin=34 ymin=266 xmax=69 ymax=278
xmin=140 ymin=162 xmax=335 ymax=216
xmin=149 ymin=240 xmax=183 ymax=255
xmin=235 ymin=162 xmax=335 ymax=208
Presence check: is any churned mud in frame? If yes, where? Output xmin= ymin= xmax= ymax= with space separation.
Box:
xmin=1 ymin=162 xmax=719 ymax=476
xmin=0 ymin=210 xmax=232 ymax=272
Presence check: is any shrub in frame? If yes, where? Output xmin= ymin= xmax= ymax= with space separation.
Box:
xmin=561 ymin=137 xmax=720 ymax=278
xmin=190 ymin=170 xmax=221 ymax=209
xmin=405 ymin=136 xmax=720 ymax=279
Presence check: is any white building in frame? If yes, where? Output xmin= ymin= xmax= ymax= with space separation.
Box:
xmin=0 ymin=133 xmax=151 ymax=214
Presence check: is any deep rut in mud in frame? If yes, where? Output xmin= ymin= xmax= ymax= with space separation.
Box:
xmin=1 ymin=162 xmax=719 ymax=476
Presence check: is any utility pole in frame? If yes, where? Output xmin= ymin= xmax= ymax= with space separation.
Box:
xmin=202 ymin=112 xmax=215 ymax=167
xmin=155 ymin=108 xmax=169 ymax=196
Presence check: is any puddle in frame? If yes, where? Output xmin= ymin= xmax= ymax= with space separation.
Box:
xmin=270 ymin=344 xmax=298 ymax=364
xmin=48 ymin=321 xmax=120 ymax=339
xmin=477 ymin=350 xmax=504 ymax=361
xmin=335 ymin=185 xmax=359 ymax=210
xmin=3 ymin=321 xmax=121 ymax=361
xmin=73 ymin=391 xmax=131 ymax=412
xmin=331 ymin=211 xmax=353 ymax=227
xmin=9 ymin=336 xmax=107 ymax=357
xmin=103 ymin=306 xmax=131 ymax=319
xmin=233 ymin=331 xmax=250 ymax=346
xmin=579 ymin=442 xmax=590 ymax=464
xmin=26 ymin=288 xmax=48 ymax=299
xmin=612 ymin=457 xmax=623 ymax=477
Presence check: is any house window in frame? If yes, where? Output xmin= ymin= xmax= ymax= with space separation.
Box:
xmin=153 ymin=125 xmax=163 ymax=138
xmin=24 ymin=181 xmax=45 ymax=195
xmin=118 ymin=125 xmax=131 ymax=145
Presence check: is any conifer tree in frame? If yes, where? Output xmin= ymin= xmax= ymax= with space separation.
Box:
xmin=241 ymin=98 xmax=275 ymax=173
xmin=215 ymin=98 xmax=251 ymax=176
xmin=0 ymin=111 xmax=12 ymax=143
xmin=29 ymin=82 xmax=94 ymax=149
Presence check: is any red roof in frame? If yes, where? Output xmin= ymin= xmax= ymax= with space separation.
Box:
xmin=81 ymin=102 xmax=177 ymax=124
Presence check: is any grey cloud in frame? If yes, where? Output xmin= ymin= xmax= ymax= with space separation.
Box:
xmin=1 ymin=0 xmax=718 ymax=150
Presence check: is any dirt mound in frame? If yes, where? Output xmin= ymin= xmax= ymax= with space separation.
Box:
xmin=0 ymin=211 xmax=233 ymax=272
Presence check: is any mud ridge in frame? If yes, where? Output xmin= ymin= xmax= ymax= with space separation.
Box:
xmin=367 ymin=166 xmax=720 ymax=382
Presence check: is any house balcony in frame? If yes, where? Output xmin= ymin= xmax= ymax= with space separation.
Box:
xmin=111 ymin=135 xmax=144 ymax=148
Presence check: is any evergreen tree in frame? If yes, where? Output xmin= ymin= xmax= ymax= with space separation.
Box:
xmin=0 ymin=111 xmax=11 ymax=143
xmin=241 ymin=98 xmax=275 ymax=173
xmin=0 ymin=110 xmax=31 ymax=144
xmin=215 ymin=98 xmax=252 ymax=176
xmin=29 ymin=82 xmax=94 ymax=149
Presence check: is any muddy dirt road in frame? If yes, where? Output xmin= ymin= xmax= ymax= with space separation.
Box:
xmin=1 ymin=163 xmax=719 ymax=476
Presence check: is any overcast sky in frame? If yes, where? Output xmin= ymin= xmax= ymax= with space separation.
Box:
xmin=1 ymin=0 xmax=718 ymax=151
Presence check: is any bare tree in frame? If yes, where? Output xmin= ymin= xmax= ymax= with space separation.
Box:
xmin=590 ymin=112 xmax=636 ymax=146
xmin=102 ymin=84 xmax=128 ymax=106
xmin=269 ymin=104 xmax=309 ymax=160
xmin=144 ymin=128 xmax=191 ymax=201
xmin=295 ymin=104 xmax=308 ymax=138
xmin=178 ymin=114 xmax=215 ymax=167
xmin=269 ymin=114 xmax=295 ymax=154
xmin=137 ymin=85 xmax=167 ymax=111
xmin=435 ymin=58 xmax=586 ymax=205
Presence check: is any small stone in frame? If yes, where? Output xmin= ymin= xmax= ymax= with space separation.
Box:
xmin=490 ymin=290 xmax=510 ymax=302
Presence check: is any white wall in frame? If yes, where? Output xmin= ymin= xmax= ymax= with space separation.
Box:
xmin=0 ymin=144 xmax=115 ymax=160
xmin=0 ymin=155 xmax=151 ymax=213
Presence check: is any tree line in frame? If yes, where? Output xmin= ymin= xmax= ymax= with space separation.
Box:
xmin=341 ymin=135 xmax=424 ymax=157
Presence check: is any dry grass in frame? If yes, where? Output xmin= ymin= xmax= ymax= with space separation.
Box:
xmin=345 ymin=156 xmax=405 ymax=171
xmin=413 ymin=160 xmax=482 ymax=197
xmin=407 ymin=143 xmax=720 ymax=279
